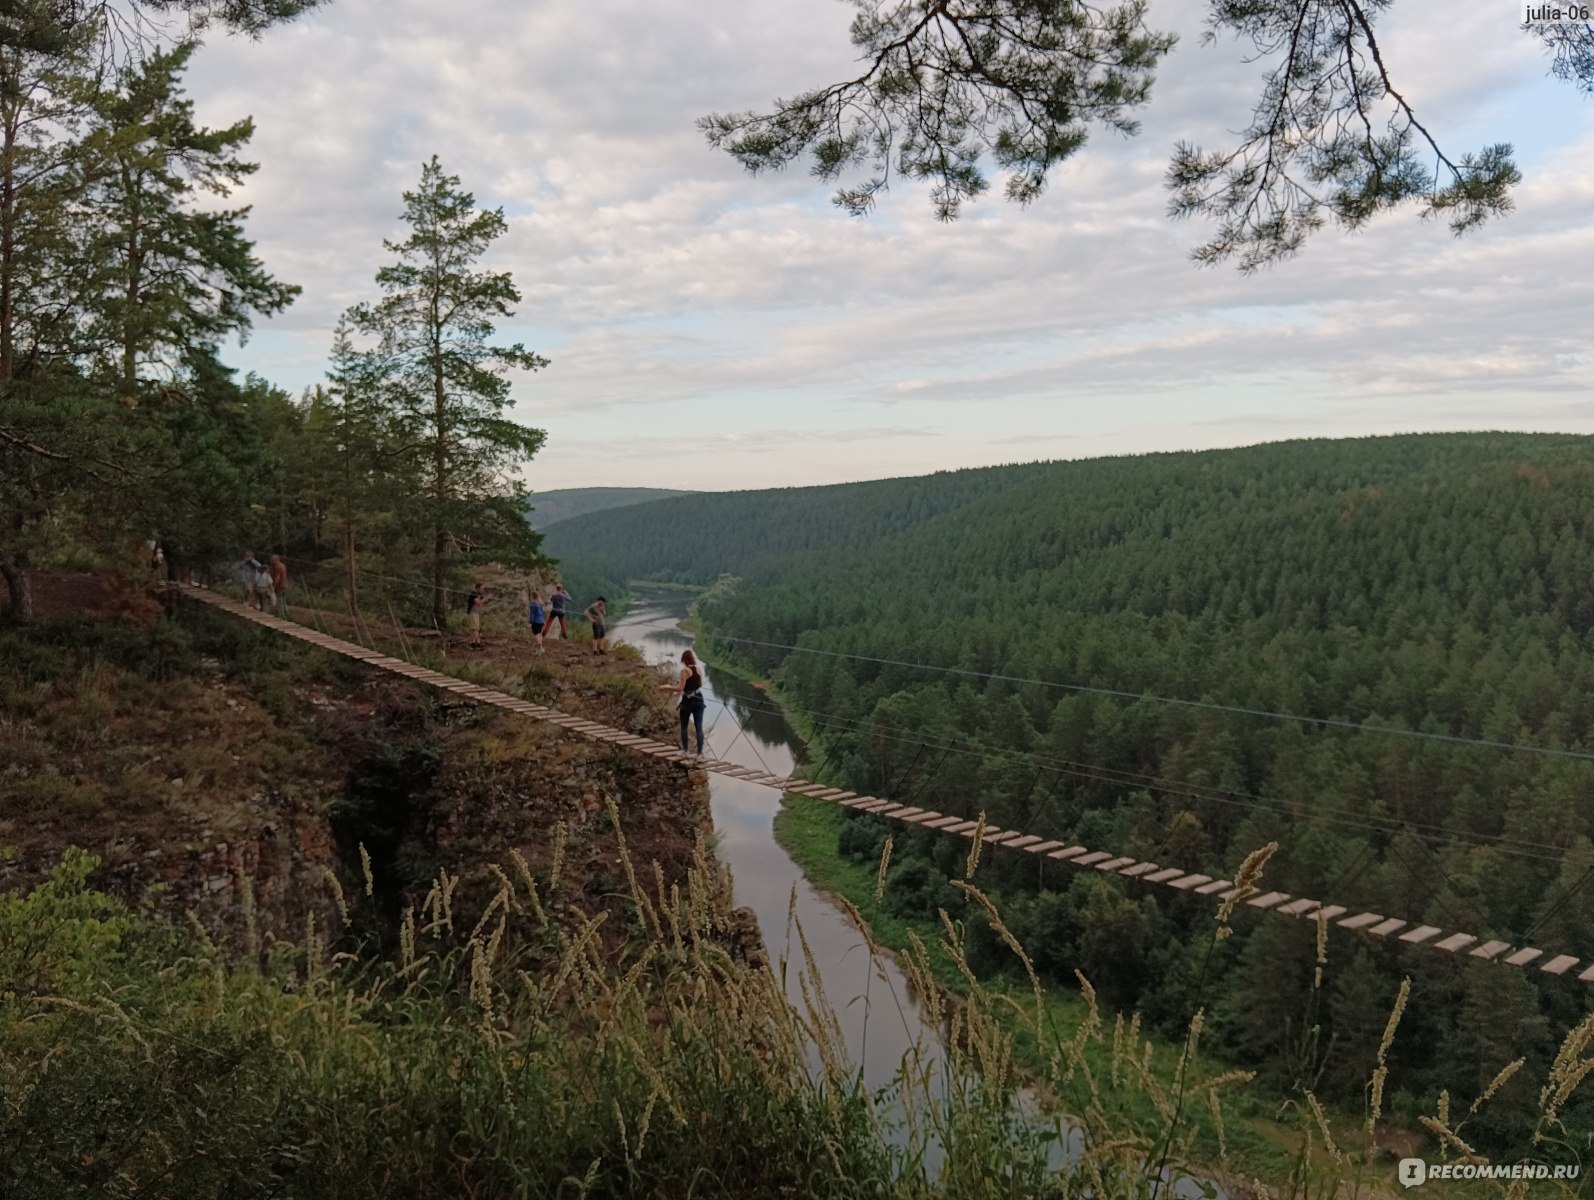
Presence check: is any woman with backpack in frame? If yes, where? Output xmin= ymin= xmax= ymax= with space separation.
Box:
xmin=660 ymin=649 xmax=707 ymax=758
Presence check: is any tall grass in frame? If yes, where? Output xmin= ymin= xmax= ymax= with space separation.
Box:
xmin=2 ymin=821 xmax=1590 ymax=1199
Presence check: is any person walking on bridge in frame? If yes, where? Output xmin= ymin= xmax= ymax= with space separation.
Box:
xmin=660 ymin=649 xmax=707 ymax=758
xmin=238 ymin=551 xmax=273 ymax=612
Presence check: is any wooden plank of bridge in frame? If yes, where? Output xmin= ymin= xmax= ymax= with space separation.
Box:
xmin=1434 ymin=933 xmax=1477 ymax=953
xmin=1398 ymin=926 xmax=1443 ymax=945
xmin=1275 ymin=898 xmax=1321 ymax=917
xmin=1469 ymin=940 xmax=1512 ymax=960
xmin=1339 ymin=912 xmax=1385 ymax=931
xmin=1504 ymin=948 xmax=1544 ymax=967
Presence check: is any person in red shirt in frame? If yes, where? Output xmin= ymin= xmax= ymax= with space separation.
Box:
xmin=269 ymin=555 xmax=288 ymax=613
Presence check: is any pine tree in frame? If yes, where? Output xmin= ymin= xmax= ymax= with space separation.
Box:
xmin=321 ymin=315 xmax=412 ymax=615
xmin=83 ymin=41 xmax=298 ymax=396
xmin=0 ymin=3 xmax=100 ymax=621
xmin=0 ymin=12 xmax=296 ymax=621
xmin=349 ymin=157 xmax=548 ymax=625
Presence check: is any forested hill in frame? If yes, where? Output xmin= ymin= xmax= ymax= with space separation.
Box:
xmin=539 ymin=461 xmax=1065 ymax=580
xmin=525 ymin=487 xmax=693 ymax=528
xmin=556 ymin=432 xmax=1594 ymax=1143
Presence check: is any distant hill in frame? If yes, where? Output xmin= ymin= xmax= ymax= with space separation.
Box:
xmin=537 ymin=463 xmax=1056 ymax=582
xmin=525 ymin=488 xmax=692 ymax=528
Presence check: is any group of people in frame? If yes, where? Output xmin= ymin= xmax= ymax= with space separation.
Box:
xmin=465 ymin=579 xmax=608 ymax=655
xmin=237 ymin=551 xmax=288 ymax=612
xmin=224 ymin=555 xmax=708 ymax=755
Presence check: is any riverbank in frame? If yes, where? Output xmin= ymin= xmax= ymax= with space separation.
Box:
xmin=772 ymin=794 xmax=1303 ymax=1184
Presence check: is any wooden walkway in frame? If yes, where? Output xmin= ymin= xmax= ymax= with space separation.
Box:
xmin=173 ymin=584 xmax=1594 ymax=985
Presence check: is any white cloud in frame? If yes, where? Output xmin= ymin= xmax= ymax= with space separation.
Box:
xmin=185 ymin=0 xmax=1594 ymax=489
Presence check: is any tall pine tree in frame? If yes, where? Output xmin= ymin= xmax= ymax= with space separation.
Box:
xmin=349 ymin=157 xmax=548 ymax=625
xmin=83 ymin=41 xmax=298 ymax=396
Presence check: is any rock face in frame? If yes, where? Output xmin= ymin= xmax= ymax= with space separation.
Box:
xmin=4 ymin=596 xmax=728 ymax=965
xmin=100 ymin=813 xmax=343 ymax=948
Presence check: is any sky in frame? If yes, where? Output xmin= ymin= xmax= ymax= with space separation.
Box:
xmin=183 ymin=0 xmax=1594 ymax=492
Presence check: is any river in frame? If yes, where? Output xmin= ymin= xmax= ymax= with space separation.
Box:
xmin=608 ymin=591 xmax=947 ymax=1097
xmin=609 ymin=592 xmax=1220 ymax=1196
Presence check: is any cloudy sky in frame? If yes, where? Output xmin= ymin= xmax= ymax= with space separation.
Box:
xmin=184 ymin=0 xmax=1594 ymax=491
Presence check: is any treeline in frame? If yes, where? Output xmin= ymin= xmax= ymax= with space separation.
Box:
xmin=0 ymin=2 xmax=549 ymax=629
xmin=552 ymin=432 xmax=1594 ymax=1146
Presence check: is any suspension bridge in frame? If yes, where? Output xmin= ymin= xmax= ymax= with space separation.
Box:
xmin=169 ymin=582 xmax=1594 ymax=986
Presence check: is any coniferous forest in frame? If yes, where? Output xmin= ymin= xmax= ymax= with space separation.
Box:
xmin=4 ymin=0 xmax=1594 ymax=1189
xmin=545 ymin=432 xmax=1594 ymax=1146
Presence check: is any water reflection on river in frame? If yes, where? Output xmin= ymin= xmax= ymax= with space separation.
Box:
xmin=608 ymin=592 xmax=947 ymax=1099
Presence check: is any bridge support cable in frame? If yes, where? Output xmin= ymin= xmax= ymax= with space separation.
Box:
xmin=167 ymin=583 xmax=1594 ymax=987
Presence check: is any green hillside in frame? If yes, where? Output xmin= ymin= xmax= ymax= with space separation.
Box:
xmin=537 ymin=463 xmax=1063 ymax=578
xmin=525 ymin=487 xmax=692 ymax=528
xmin=558 ymin=432 xmax=1594 ymax=1148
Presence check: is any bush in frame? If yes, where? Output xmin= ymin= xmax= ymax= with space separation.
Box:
xmin=837 ymin=814 xmax=889 ymax=863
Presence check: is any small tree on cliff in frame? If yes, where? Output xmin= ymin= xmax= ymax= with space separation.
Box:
xmin=349 ymin=157 xmax=548 ymax=626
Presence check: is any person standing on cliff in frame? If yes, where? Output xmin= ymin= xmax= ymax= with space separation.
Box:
xmin=528 ymin=588 xmax=547 ymax=653
xmin=548 ymin=583 xmax=571 ymax=641
xmin=585 ymin=596 xmax=608 ymax=655
xmin=660 ymin=648 xmax=707 ymax=758
xmin=466 ymin=582 xmax=489 ymax=649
